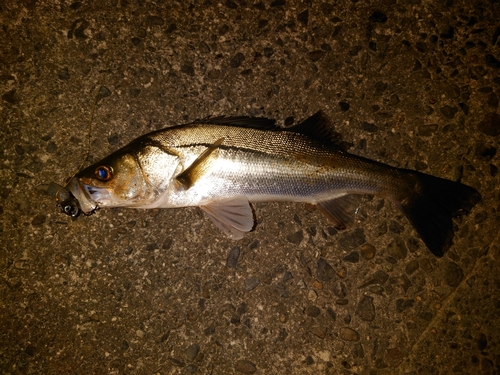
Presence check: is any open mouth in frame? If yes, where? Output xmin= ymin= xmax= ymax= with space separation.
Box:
xmin=83 ymin=184 xmax=110 ymax=203
xmin=67 ymin=178 xmax=107 ymax=214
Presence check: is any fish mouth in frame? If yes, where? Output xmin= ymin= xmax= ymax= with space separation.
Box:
xmin=68 ymin=178 xmax=109 ymax=214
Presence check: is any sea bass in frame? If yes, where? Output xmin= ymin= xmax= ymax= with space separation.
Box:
xmin=60 ymin=112 xmax=481 ymax=257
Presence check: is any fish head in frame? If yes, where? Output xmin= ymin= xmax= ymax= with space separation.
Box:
xmin=68 ymin=149 xmax=157 ymax=214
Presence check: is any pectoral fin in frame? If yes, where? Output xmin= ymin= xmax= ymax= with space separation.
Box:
xmin=200 ymin=196 xmax=254 ymax=240
xmin=176 ymin=137 xmax=225 ymax=189
xmin=317 ymin=194 xmax=361 ymax=230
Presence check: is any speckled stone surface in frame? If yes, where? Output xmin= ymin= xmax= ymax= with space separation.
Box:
xmin=1 ymin=1 xmax=500 ymax=374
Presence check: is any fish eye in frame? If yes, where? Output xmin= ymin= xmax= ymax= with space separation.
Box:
xmin=95 ymin=165 xmax=113 ymax=181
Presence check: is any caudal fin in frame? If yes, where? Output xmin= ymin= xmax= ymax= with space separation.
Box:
xmin=400 ymin=171 xmax=481 ymax=257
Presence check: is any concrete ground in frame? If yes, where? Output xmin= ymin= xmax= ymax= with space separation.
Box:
xmin=1 ymin=1 xmax=499 ymax=374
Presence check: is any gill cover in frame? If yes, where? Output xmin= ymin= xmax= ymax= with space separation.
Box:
xmin=74 ymin=151 xmax=152 ymax=209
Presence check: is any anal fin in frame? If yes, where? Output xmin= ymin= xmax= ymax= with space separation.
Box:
xmin=317 ymin=194 xmax=361 ymax=230
xmin=200 ymin=196 xmax=254 ymax=240
xmin=176 ymin=137 xmax=224 ymax=189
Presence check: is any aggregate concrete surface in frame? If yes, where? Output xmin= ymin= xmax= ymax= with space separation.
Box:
xmin=1 ymin=1 xmax=500 ymax=374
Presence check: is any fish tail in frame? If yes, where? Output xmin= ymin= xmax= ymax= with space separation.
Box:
xmin=399 ymin=171 xmax=481 ymax=257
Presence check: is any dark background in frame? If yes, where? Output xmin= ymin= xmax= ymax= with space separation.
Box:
xmin=1 ymin=1 xmax=499 ymax=374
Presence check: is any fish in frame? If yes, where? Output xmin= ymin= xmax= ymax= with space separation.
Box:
xmin=63 ymin=112 xmax=481 ymax=257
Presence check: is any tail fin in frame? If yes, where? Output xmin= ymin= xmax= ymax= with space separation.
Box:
xmin=400 ymin=171 xmax=481 ymax=257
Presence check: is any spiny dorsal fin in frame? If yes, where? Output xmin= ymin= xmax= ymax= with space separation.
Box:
xmin=287 ymin=111 xmax=344 ymax=146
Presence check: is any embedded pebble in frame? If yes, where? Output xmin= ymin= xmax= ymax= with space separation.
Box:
xmin=343 ymin=251 xmax=359 ymax=263
xmin=31 ymin=214 xmax=46 ymax=226
xmin=312 ymin=280 xmax=323 ymax=290
xmin=311 ymin=326 xmax=326 ymax=339
xmin=326 ymin=307 xmax=337 ymax=321
xmin=396 ymin=299 xmax=415 ymax=313
xmin=352 ymin=343 xmax=364 ymax=359
xmin=286 ymin=230 xmax=304 ymax=244
xmin=136 ymin=330 xmax=144 ymax=338
xmin=477 ymin=333 xmax=488 ymax=350
xmin=340 ymin=327 xmax=360 ymax=342
xmin=184 ymin=344 xmax=200 ymax=361
xmin=57 ymin=67 xmax=70 ymax=80
xmin=374 ymin=81 xmax=387 ymax=93
xmin=283 ymin=271 xmax=293 ymax=282
xmin=485 ymin=54 xmax=500 ymax=69
xmin=308 ymin=289 xmax=318 ymax=302
xmin=245 ymin=277 xmax=260 ymax=291
xmin=376 ymin=222 xmax=387 ymax=237
xmin=490 ymin=164 xmax=498 ymax=176
xmin=488 ymin=92 xmax=498 ymax=108
xmin=297 ymin=9 xmax=309 ymax=25
xmin=107 ymin=134 xmax=119 ymax=145
xmin=234 ymin=359 xmax=257 ymax=374
xmin=477 ymin=113 xmax=500 ymax=136
xmin=230 ymin=53 xmax=245 ymax=68
xmin=360 ymin=244 xmax=376 ymax=260
xmin=444 ymin=262 xmax=464 ymax=287
xmin=168 ymin=357 xmax=185 ymax=367
xmin=332 ymin=281 xmax=347 ymax=298
xmin=305 ymin=305 xmax=321 ymax=318
xmin=387 ymin=348 xmax=403 ymax=360
xmin=226 ymin=246 xmax=240 ymax=268
xmin=336 ymin=267 xmax=347 ymax=278
xmin=97 ymin=86 xmax=111 ymax=102
xmin=356 ymin=296 xmax=375 ymax=322
xmin=387 ymin=221 xmax=402 ymax=235
xmin=219 ymin=303 xmax=236 ymax=315
xmin=386 ymin=238 xmax=408 ymax=260
xmin=439 ymin=105 xmax=458 ymax=119
xmin=420 ymin=259 xmax=433 ymax=273
xmin=338 ymin=228 xmax=366 ymax=250
xmin=405 ymin=260 xmax=419 ymax=275
xmin=407 ymin=238 xmax=420 ymax=253
xmin=390 ymin=94 xmax=400 ymax=105
xmin=362 ymin=122 xmax=378 ymax=132
xmin=309 ymin=50 xmax=325 ymax=62
xmin=369 ymin=10 xmax=387 ymax=23
xmin=2 ymin=89 xmax=18 ymax=104
xmin=316 ymin=258 xmax=335 ymax=281
xmin=339 ymin=101 xmax=350 ymax=111
xmin=369 ymin=285 xmax=384 ymax=295
xmin=359 ymin=270 xmax=389 ymax=288
xmin=14 ymin=259 xmax=29 ymax=270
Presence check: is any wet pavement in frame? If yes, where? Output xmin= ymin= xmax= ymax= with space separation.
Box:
xmin=1 ymin=1 xmax=500 ymax=374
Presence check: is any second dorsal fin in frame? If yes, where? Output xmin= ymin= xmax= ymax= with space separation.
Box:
xmin=287 ymin=111 xmax=343 ymax=145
